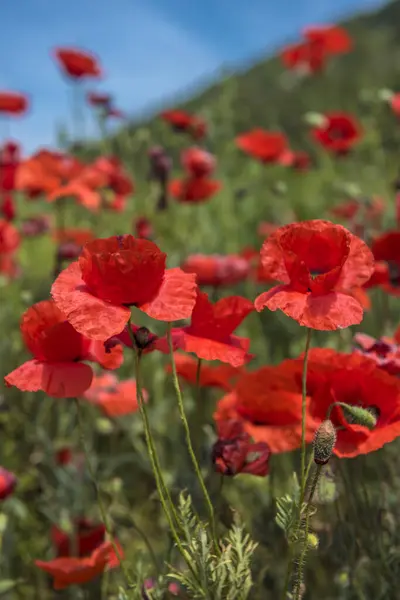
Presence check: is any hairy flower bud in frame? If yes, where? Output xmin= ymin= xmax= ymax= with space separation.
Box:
xmin=313 ymin=420 xmax=336 ymax=465
xmin=339 ymin=403 xmax=378 ymax=430
xmin=307 ymin=532 xmax=319 ymax=550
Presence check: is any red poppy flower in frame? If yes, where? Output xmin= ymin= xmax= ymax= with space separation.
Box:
xmin=165 ymin=291 xmax=254 ymax=367
xmin=167 ymin=354 xmax=242 ymax=391
xmin=0 ymin=91 xmax=28 ymax=116
xmin=169 ymin=177 xmax=222 ymax=203
xmin=52 ymin=519 xmax=106 ymax=557
xmin=181 ymin=147 xmax=216 ymax=177
xmin=143 ymin=579 xmax=182 ymax=598
xmin=35 ymin=541 xmax=114 ymax=590
xmin=53 ymin=47 xmax=102 ymax=79
xmin=160 ymin=109 xmax=206 ymax=139
xmin=49 ymin=181 xmax=102 ymax=211
xmin=353 ymin=333 xmax=400 ymax=376
xmin=83 ymin=373 xmax=148 ymax=417
xmin=214 ymin=362 xmax=318 ymax=453
xmin=254 ymin=220 xmax=374 ymax=330
xmin=309 ymin=365 xmax=400 ymax=458
xmin=0 ymin=141 xmax=21 ymax=193
xmin=21 ymin=215 xmax=51 ymax=238
xmin=362 ymin=264 xmax=386 ymax=294
xmin=371 ymin=231 xmax=400 ymax=295
xmin=104 ymin=323 xmax=163 ymax=356
xmin=278 ymin=149 xmax=311 ymax=171
xmin=257 ymin=223 xmax=279 ymax=238
xmin=106 ymin=107 xmax=125 ymax=119
xmin=330 ymin=199 xmax=359 ymax=220
xmin=134 ymin=217 xmax=153 ymax=240
xmin=4 ymin=300 xmax=122 ymax=398
xmin=90 ymin=156 xmax=133 ymax=196
xmin=51 ymin=236 xmax=197 ymax=340
xmin=55 ymin=447 xmax=73 ymax=466
xmin=1 ymin=194 xmax=15 ymax=221
xmin=181 ymin=254 xmax=250 ymax=287
xmin=303 ymin=25 xmax=352 ymax=55
xmin=236 ymin=129 xmax=288 ymax=163
xmin=87 ymin=91 xmax=111 ymax=108
xmin=70 ymin=156 xmax=133 ymax=212
xmin=212 ymin=419 xmax=270 ymax=477
xmin=391 ymin=93 xmax=400 ymax=118
xmin=0 ymin=467 xmax=16 ymax=500
xmin=312 ymin=113 xmax=362 ymax=154
xmin=0 ymin=218 xmax=20 ymax=253
xmin=53 ymin=228 xmax=94 ymax=246
xmin=281 ymin=41 xmax=326 ymax=73
xmin=281 ymin=25 xmax=351 ymax=74
xmin=0 ymin=254 xmax=19 ymax=278
xmin=16 ymin=150 xmax=84 ymax=198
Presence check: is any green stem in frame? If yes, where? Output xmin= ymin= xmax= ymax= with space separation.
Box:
xmin=299 ymin=329 xmax=312 ymax=507
xmin=167 ymin=323 xmax=219 ymax=554
xmin=73 ymin=398 xmax=133 ymax=588
xmin=195 ymin=358 xmax=203 ymax=403
xmin=129 ymin=515 xmax=160 ymax=573
xmin=127 ymin=326 xmax=181 ymax=533
xmin=280 ymin=330 xmax=312 ymax=600
xmin=132 ymin=350 xmax=198 ymax=577
xmin=294 ymin=465 xmax=323 ymax=600
xmin=280 ymin=544 xmax=295 ymax=600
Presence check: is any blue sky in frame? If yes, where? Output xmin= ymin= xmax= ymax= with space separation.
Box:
xmin=1 ymin=0 xmax=386 ymax=153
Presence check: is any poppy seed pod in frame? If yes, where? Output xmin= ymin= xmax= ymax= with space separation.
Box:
xmin=313 ymin=420 xmax=336 ymax=465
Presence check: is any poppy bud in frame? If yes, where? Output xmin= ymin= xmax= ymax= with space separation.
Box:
xmin=313 ymin=420 xmax=336 ymax=465
xmin=303 ymin=111 xmax=326 ymax=127
xmin=134 ymin=327 xmax=152 ymax=350
xmin=307 ymin=532 xmax=319 ymax=550
xmin=339 ymin=403 xmax=378 ymax=430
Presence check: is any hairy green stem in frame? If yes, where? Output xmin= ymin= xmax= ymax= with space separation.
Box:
xmin=300 ymin=329 xmax=312 ymax=507
xmin=74 ymin=398 xmax=133 ymax=588
xmin=167 ymin=323 xmax=219 ymax=554
xmin=132 ymin=350 xmax=192 ymax=568
xmin=126 ymin=325 xmax=182 ymax=533
xmin=280 ymin=330 xmax=312 ymax=600
xmin=195 ymin=358 xmax=203 ymax=403
xmin=294 ymin=465 xmax=322 ymax=600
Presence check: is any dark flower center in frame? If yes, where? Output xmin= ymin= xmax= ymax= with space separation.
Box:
xmin=388 ymin=261 xmax=400 ymax=287
xmin=329 ymin=126 xmax=347 ymax=140
xmin=309 ymin=268 xmax=327 ymax=279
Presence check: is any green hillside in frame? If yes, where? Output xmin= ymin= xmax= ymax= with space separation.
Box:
xmin=109 ymin=0 xmax=400 ymax=171
xmin=4 ymin=2 xmax=400 ymax=599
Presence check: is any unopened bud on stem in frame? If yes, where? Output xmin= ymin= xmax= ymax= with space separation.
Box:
xmin=338 ymin=403 xmax=378 ymax=430
xmin=313 ymin=420 xmax=336 ymax=465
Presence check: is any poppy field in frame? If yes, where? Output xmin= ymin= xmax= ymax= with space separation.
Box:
xmin=1 ymin=2 xmax=400 ymax=598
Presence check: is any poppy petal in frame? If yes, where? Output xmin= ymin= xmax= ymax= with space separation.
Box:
xmin=5 ymin=359 xmax=46 ymax=392
xmin=5 ymin=360 xmax=93 ymax=397
xmin=337 ymin=234 xmax=374 ymax=289
xmin=255 ymin=285 xmax=364 ymax=330
xmin=179 ymin=332 xmax=250 ymax=367
xmin=87 ymin=340 xmax=124 ymax=370
xmin=139 ymin=267 xmax=197 ymax=321
xmin=51 ymin=262 xmax=131 ymax=340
